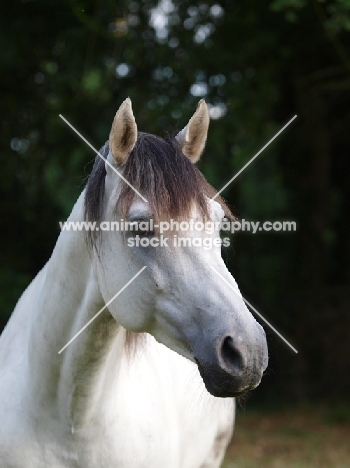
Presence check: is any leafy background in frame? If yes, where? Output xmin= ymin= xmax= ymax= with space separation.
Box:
xmin=1 ymin=0 xmax=350 ymax=408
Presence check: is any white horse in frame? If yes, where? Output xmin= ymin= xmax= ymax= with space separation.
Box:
xmin=0 ymin=99 xmax=268 ymax=467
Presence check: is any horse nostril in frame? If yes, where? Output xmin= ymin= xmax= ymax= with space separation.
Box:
xmin=220 ymin=336 xmax=244 ymax=376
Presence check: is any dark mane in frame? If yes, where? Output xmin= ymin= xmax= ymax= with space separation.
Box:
xmin=84 ymin=132 xmax=233 ymax=247
xmin=84 ymin=140 xmax=109 ymax=229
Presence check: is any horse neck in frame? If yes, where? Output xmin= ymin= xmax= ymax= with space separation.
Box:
xmin=26 ymin=191 xmax=127 ymax=428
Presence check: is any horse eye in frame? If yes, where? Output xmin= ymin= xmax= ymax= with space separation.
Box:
xmin=126 ymin=220 xmax=154 ymax=237
xmin=133 ymin=229 xmax=154 ymax=237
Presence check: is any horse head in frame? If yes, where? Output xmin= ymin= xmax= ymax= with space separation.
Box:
xmin=84 ymin=98 xmax=268 ymax=398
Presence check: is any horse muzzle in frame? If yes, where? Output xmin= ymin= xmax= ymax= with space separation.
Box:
xmin=193 ymin=326 xmax=268 ymax=398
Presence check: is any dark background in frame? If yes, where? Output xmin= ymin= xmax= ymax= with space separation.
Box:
xmin=1 ymin=0 xmax=350 ymax=404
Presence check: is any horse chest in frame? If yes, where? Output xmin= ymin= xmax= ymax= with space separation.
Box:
xmin=64 ymin=345 xmax=233 ymax=468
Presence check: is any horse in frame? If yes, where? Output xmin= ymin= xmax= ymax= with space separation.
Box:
xmin=0 ymin=98 xmax=268 ymax=467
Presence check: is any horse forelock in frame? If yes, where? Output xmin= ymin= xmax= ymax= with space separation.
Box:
xmin=84 ymin=132 xmax=233 ymax=248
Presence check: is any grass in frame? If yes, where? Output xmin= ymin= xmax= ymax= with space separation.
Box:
xmin=222 ymin=404 xmax=350 ymax=468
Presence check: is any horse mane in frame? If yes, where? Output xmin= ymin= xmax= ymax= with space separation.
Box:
xmin=84 ymin=132 xmax=234 ymax=248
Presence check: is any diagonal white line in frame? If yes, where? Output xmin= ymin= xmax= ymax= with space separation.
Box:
xmin=242 ymin=297 xmax=298 ymax=354
xmin=59 ymin=114 xmax=148 ymax=203
xmin=210 ymin=266 xmax=298 ymax=353
xmin=212 ymin=115 xmax=297 ymax=200
xmin=58 ymin=266 xmax=147 ymax=354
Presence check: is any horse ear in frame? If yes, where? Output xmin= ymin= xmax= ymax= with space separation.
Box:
xmin=176 ymin=99 xmax=210 ymax=164
xmin=109 ymin=98 xmax=137 ymax=165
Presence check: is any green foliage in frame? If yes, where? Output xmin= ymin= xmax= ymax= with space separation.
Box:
xmin=271 ymin=0 xmax=307 ymax=23
xmin=271 ymin=0 xmax=350 ymax=30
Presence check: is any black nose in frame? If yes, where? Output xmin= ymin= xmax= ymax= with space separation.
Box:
xmin=219 ymin=336 xmax=245 ymax=376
